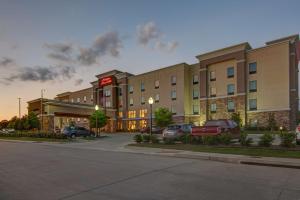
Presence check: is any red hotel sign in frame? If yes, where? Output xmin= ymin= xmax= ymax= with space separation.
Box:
xmin=99 ymin=76 xmax=113 ymax=86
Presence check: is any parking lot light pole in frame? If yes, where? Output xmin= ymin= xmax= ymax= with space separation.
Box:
xmin=148 ymin=97 xmax=154 ymax=137
xmin=95 ymin=105 xmax=99 ymax=137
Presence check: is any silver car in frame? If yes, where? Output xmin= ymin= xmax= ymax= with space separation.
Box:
xmin=162 ymin=124 xmax=193 ymax=139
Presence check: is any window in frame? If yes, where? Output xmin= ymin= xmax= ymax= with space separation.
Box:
xmin=193 ymin=88 xmax=199 ymax=99
xmin=77 ymin=97 xmax=80 ymax=103
xmin=193 ymin=105 xmax=199 ymax=115
xmin=193 ymin=75 xmax=199 ymax=84
xmin=71 ymin=98 xmax=74 ymax=103
xmin=227 ymin=67 xmax=234 ymax=78
xmin=171 ymin=106 xmax=176 ymax=115
xmin=128 ymin=110 xmax=136 ymax=118
xmin=83 ymin=96 xmax=87 ymax=102
xmin=119 ymin=88 xmax=122 ymax=96
xmin=118 ymin=111 xmax=123 ymax=118
xmin=105 ymin=101 xmax=111 ymax=107
xmin=139 ymin=109 xmax=147 ymax=118
xmin=249 ymin=99 xmax=257 ymax=110
xmin=210 ymin=87 xmax=216 ymax=97
xmin=249 ymin=80 xmax=257 ymax=92
xmin=141 ymin=96 xmax=145 ymax=105
xmin=227 ymin=100 xmax=235 ymax=112
xmin=155 ymin=94 xmax=160 ymax=103
xmin=129 ymin=85 xmax=133 ymax=94
xmin=249 ymin=62 xmax=257 ymax=74
xmin=171 ymin=76 xmax=176 ymax=85
xmin=77 ymin=118 xmax=80 ymax=122
xmin=90 ymin=95 xmax=93 ymax=100
xmin=210 ymin=103 xmax=217 ymax=113
xmin=129 ymin=98 xmax=133 ymax=106
xmin=105 ymin=90 xmax=111 ymax=97
xmin=210 ymin=71 xmax=216 ymax=81
xmin=171 ymin=90 xmax=177 ymax=100
xmin=227 ymin=84 xmax=235 ymax=95
xmin=119 ymin=99 xmax=123 ymax=107
xmin=155 ymin=80 xmax=159 ymax=89
xmin=141 ymin=82 xmax=145 ymax=92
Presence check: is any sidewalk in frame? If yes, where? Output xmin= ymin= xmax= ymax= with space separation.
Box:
xmin=124 ymin=145 xmax=300 ymax=169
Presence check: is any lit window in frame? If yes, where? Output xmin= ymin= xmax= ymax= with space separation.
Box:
xmin=210 ymin=103 xmax=217 ymax=113
xmin=193 ymin=105 xmax=199 ymax=115
xmin=193 ymin=88 xmax=199 ymax=99
xmin=129 ymin=85 xmax=133 ymax=94
xmin=91 ymin=95 xmax=93 ymax=100
xmin=129 ymin=98 xmax=133 ymax=106
xmin=77 ymin=118 xmax=80 ymax=122
xmin=105 ymin=101 xmax=111 ymax=107
xmin=83 ymin=96 xmax=87 ymax=102
xmin=227 ymin=67 xmax=234 ymax=78
xmin=139 ymin=120 xmax=147 ymax=128
xmin=227 ymin=100 xmax=235 ymax=112
xmin=105 ymin=90 xmax=111 ymax=97
xmin=155 ymin=80 xmax=159 ymax=89
xmin=193 ymin=75 xmax=199 ymax=84
xmin=141 ymin=82 xmax=145 ymax=92
xmin=71 ymin=98 xmax=74 ymax=103
xmin=210 ymin=71 xmax=216 ymax=81
xmin=77 ymin=97 xmax=80 ymax=103
xmin=249 ymin=99 xmax=257 ymax=110
xmin=171 ymin=76 xmax=176 ymax=85
xmin=139 ymin=109 xmax=148 ymax=118
xmin=210 ymin=87 xmax=216 ymax=97
xmin=118 ymin=112 xmax=123 ymax=118
xmin=249 ymin=62 xmax=257 ymax=74
xmin=155 ymin=94 xmax=159 ymax=103
xmin=171 ymin=106 xmax=176 ymax=115
xmin=249 ymin=80 xmax=257 ymax=92
xmin=128 ymin=111 xmax=136 ymax=118
xmin=171 ymin=90 xmax=177 ymax=100
xmin=227 ymin=84 xmax=235 ymax=95
xmin=141 ymin=96 xmax=145 ymax=105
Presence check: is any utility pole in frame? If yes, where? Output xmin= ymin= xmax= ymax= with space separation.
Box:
xmin=18 ymin=98 xmax=21 ymax=118
xmin=40 ymin=89 xmax=45 ymax=131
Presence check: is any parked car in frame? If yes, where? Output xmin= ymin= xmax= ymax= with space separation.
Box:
xmin=140 ymin=126 xmax=164 ymax=134
xmin=162 ymin=124 xmax=193 ymax=139
xmin=191 ymin=119 xmax=240 ymax=139
xmin=295 ymin=125 xmax=300 ymax=145
xmin=1 ymin=129 xmax=15 ymax=134
xmin=62 ymin=126 xmax=94 ymax=138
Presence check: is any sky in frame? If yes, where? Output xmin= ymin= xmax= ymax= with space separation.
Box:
xmin=0 ymin=0 xmax=300 ymax=121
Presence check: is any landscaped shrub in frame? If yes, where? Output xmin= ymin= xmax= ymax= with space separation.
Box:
xmin=240 ymin=132 xmax=253 ymax=146
xmin=202 ymin=135 xmax=218 ymax=145
xmin=133 ymin=134 xmax=143 ymax=143
xmin=163 ymin=137 xmax=175 ymax=145
xmin=150 ymin=135 xmax=159 ymax=144
xmin=179 ymin=134 xmax=192 ymax=144
xmin=142 ymin=134 xmax=150 ymax=143
xmin=258 ymin=132 xmax=274 ymax=147
xmin=217 ymin=133 xmax=232 ymax=145
xmin=0 ymin=132 xmax=68 ymax=139
xmin=279 ymin=132 xmax=296 ymax=148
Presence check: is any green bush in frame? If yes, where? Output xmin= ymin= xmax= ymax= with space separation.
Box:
xmin=150 ymin=135 xmax=159 ymax=144
xmin=163 ymin=137 xmax=175 ymax=145
xmin=240 ymin=132 xmax=253 ymax=146
xmin=142 ymin=134 xmax=150 ymax=143
xmin=218 ymin=133 xmax=232 ymax=145
xmin=259 ymin=132 xmax=274 ymax=147
xmin=0 ymin=132 xmax=68 ymax=139
xmin=279 ymin=132 xmax=296 ymax=148
xmin=202 ymin=135 xmax=218 ymax=145
xmin=133 ymin=134 xmax=143 ymax=143
xmin=179 ymin=134 xmax=192 ymax=144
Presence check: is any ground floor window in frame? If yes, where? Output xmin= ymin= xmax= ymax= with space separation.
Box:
xmin=128 ymin=121 xmax=136 ymax=130
xmin=139 ymin=120 xmax=147 ymax=128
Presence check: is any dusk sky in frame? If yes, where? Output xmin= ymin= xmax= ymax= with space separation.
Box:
xmin=0 ymin=0 xmax=300 ymax=120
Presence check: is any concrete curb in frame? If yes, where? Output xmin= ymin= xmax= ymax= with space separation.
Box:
xmin=125 ymin=146 xmax=300 ymax=169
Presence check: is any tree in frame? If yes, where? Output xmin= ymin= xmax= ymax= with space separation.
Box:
xmin=154 ymin=107 xmax=173 ymax=127
xmin=7 ymin=116 xmax=17 ymax=129
xmin=231 ymin=112 xmax=242 ymax=127
xmin=267 ymin=113 xmax=277 ymax=131
xmin=90 ymin=110 xmax=107 ymax=135
xmin=0 ymin=120 xmax=9 ymax=129
xmin=27 ymin=112 xmax=40 ymax=130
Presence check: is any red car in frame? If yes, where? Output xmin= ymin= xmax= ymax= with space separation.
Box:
xmin=191 ymin=119 xmax=240 ymax=139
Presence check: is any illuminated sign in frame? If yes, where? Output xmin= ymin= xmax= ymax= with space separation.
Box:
xmin=99 ymin=77 xmax=113 ymax=86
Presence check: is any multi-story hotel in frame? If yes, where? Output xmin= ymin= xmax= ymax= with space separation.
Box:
xmin=28 ymin=34 xmax=300 ymax=132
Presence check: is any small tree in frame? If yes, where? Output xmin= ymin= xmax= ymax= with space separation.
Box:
xmin=267 ymin=113 xmax=277 ymax=131
xmin=27 ymin=112 xmax=40 ymax=130
xmin=231 ymin=112 xmax=242 ymax=127
xmin=7 ymin=116 xmax=17 ymax=129
xmin=154 ymin=107 xmax=173 ymax=128
xmin=0 ymin=120 xmax=9 ymax=129
xmin=90 ymin=110 xmax=107 ymax=136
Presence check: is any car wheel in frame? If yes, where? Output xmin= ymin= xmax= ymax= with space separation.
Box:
xmin=71 ymin=134 xmax=76 ymax=139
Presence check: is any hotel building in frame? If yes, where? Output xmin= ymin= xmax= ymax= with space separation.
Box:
xmin=28 ymin=34 xmax=300 ymax=132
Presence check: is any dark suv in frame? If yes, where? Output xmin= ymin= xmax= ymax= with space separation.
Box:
xmin=62 ymin=126 xmax=94 ymax=138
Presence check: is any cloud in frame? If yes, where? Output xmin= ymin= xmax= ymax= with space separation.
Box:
xmin=5 ymin=65 xmax=76 ymax=83
xmin=44 ymin=42 xmax=74 ymax=62
xmin=155 ymin=41 xmax=179 ymax=52
xmin=78 ymin=31 xmax=123 ymax=66
xmin=136 ymin=21 xmax=161 ymax=46
xmin=0 ymin=57 xmax=15 ymax=67
xmin=75 ymin=79 xmax=83 ymax=86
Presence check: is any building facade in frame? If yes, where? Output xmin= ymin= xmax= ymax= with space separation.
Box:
xmin=28 ymin=34 xmax=300 ymax=132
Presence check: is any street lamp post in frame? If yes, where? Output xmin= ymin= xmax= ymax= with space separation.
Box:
xmin=148 ymin=97 xmax=154 ymax=136
xmin=95 ymin=105 xmax=99 ymax=137
xmin=18 ymin=97 xmax=21 ymax=119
